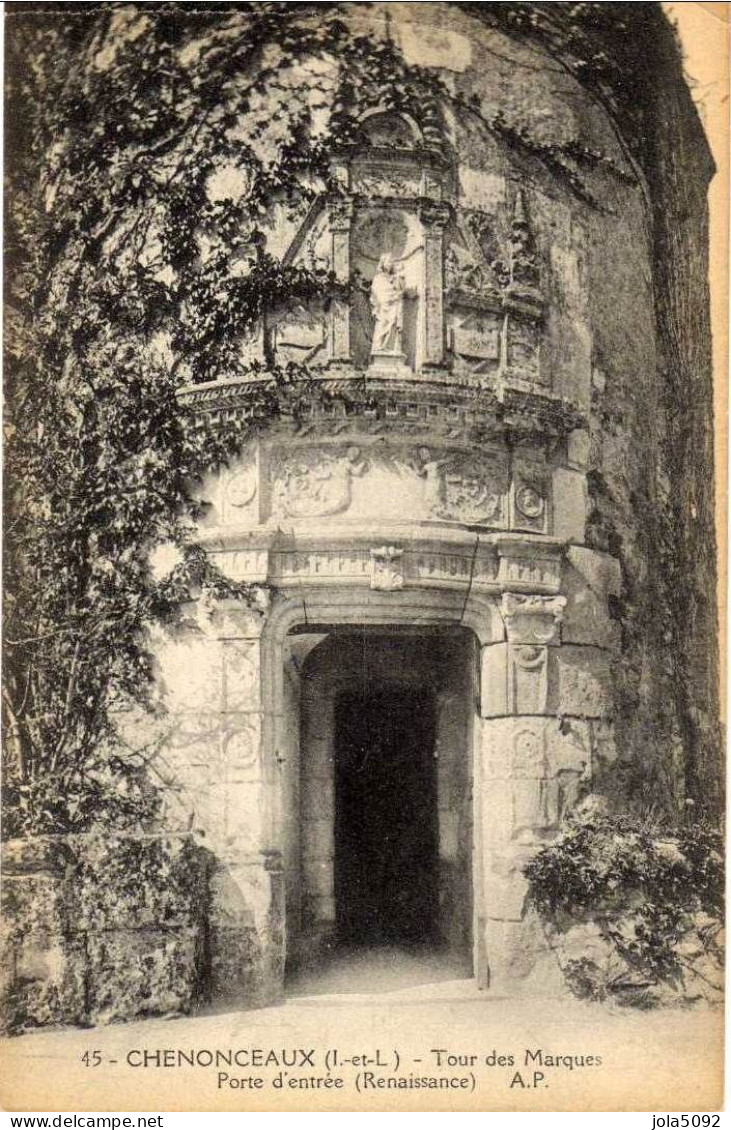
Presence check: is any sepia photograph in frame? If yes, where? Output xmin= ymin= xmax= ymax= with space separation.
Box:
xmin=0 ymin=0 xmax=727 ymax=1114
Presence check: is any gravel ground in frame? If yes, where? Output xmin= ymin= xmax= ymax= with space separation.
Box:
xmin=0 ymin=948 xmax=723 ymax=1113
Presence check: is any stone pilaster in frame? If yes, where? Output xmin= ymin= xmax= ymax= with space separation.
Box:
xmin=327 ymin=197 xmax=354 ymax=362
xmin=419 ymin=202 xmax=450 ymax=367
xmin=476 ymin=590 xmax=591 ymax=993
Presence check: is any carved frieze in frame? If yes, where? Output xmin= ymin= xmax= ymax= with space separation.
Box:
xmin=274 ymin=550 xmax=370 ymax=582
xmin=352 ymin=164 xmax=421 ymax=200
xmin=270 ymin=446 xmax=367 ymax=519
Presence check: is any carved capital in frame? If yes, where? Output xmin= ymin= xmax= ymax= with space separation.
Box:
xmin=500 ymin=592 xmax=566 ymax=645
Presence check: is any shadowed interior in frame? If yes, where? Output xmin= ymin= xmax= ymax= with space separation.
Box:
xmin=334 ymin=685 xmax=438 ymax=946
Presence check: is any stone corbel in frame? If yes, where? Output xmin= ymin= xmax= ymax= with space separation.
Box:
xmin=500 ymin=592 xmax=567 ymax=646
xmin=370 ymin=545 xmax=404 ymax=591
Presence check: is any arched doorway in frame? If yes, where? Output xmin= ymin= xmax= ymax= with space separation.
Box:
xmin=284 ymin=628 xmax=476 ymax=987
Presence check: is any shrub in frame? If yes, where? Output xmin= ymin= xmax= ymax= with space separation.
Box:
xmin=524 ymin=801 xmax=724 ymax=1007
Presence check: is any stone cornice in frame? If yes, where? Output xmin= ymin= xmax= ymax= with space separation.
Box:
xmin=177 ymin=375 xmax=584 ymax=440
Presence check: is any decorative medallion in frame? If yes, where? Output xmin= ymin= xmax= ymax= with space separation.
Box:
xmin=515 ymin=484 xmax=544 ymax=520
xmin=225 ymin=469 xmax=257 ymax=509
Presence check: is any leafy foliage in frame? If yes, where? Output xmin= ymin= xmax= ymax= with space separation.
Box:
xmin=3 ymin=5 xmax=356 ymax=836
xmin=525 ymin=806 xmax=724 ymax=1006
xmin=3 ymin=2 xmax=674 ymax=838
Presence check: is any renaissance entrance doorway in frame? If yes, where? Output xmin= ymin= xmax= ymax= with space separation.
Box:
xmin=334 ymin=686 xmax=438 ymax=946
xmin=284 ymin=628 xmax=475 ymax=984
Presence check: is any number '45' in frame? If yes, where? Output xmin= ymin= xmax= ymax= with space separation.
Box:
xmin=81 ymin=1050 xmax=102 ymax=1067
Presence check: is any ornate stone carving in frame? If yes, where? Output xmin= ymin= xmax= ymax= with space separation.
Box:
xmin=370 ymin=254 xmax=412 ymax=357
xmin=353 ymin=165 xmax=421 ymax=199
xmin=419 ymin=201 xmax=451 ymax=231
xmin=274 ymin=550 xmax=370 ymax=581
xmin=508 ymin=644 xmax=548 ymax=714
xmin=513 ymin=726 xmax=547 ymax=777
xmin=510 ymin=189 xmax=540 ymax=291
xmin=514 ymin=484 xmax=544 ymax=520
xmin=271 ymin=446 xmax=367 ymax=519
xmin=370 ymin=545 xmax=404 ymax=591
xmin=451 ymin=320 xmax=501 ymax=362
xmin=415 ymin=446 xmax=508 ymax=526
xmin=500 ymin=593 xmax=567 ymax=645
xmin=327 ymin=197 xmax=355 ymax=232
xmin=223 ymin=723 xmax=260 ymax=775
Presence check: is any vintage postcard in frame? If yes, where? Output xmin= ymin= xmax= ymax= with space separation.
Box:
xmin=1 ymin=0 xmax=727 ymax=1114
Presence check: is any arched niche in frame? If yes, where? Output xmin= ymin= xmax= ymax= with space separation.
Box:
xmin=351 ymin=208 xmax=425 ymax=370
xmin=359 ymin=108 xmax=424 ymax=149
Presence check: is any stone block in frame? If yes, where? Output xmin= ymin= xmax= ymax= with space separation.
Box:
xmin=209 ymin=860 xmax=275 ymax=931
xmin=480 ymin=643 xmax=508 ymax=717
xmin=304 ymin=859 xmax=334 ymax=899
xmin=567 ymin=428 xmax=591 ymax=471
xmin=223 ymin=640 xmax=261 ymax=711
xmin=480 ymin=717 xmax=514 ymax=779
xmin=86 ymin=927 xmax=200 ymax=1025
xmin=485 ymin=867 xmax=529 ymax=920
xmin=546 ymin=645 xmax=613 ymax=718
xmin=1 ymin=932 xmax=87 ymax=1033
xmin=562 ymin=546 xmax=622 ymax=649
xmin=222 ymin=782 xmax=266 ymax=853
xmin=484 ymin=911 xmax=567 ymax=995
xmin=552 ymin=466 xmax=587 ymax=543
xmin=1 ymin=869 xmax=70 ymax=941
xmin=302 ymin=818 xmax=333 ymax=860
xmin=156 ymin=635 xmax=224 ymax=714
xmin=438 ymin=809 xmax=459 ymax=860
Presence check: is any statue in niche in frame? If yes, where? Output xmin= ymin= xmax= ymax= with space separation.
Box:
xmin=370 ymin=253 xmax=408 ymax=355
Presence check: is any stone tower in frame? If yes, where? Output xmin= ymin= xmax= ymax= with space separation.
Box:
xmin=150 ymin=3 xmax=721 ymax=1005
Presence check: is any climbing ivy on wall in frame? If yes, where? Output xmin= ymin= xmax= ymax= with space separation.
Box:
xmin=2 ymin=1 xmax=689 ymax=837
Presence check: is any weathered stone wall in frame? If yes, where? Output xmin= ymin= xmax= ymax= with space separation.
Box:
xmin=0 ymin=835 xmax=212 ymax=1035
xmin=4 ymin=3 xmax=717 ymax=1031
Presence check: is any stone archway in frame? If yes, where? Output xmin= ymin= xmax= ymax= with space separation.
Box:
xmin=165 ymin=574 xmax=598 ymax=1006
xmin=285 ymin=627 xmax=476 ymax=977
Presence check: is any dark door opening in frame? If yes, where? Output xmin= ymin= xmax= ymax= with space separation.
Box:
xmin=334 ymin=685 xmax=438 ymax=947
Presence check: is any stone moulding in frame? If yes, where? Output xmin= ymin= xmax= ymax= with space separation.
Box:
xmin=196 ymin=527 xmax=566 ymax=596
